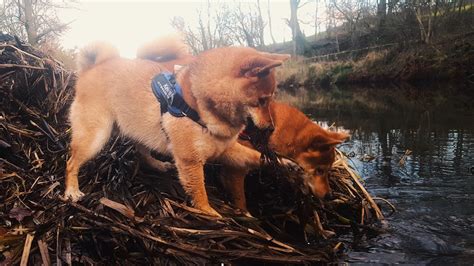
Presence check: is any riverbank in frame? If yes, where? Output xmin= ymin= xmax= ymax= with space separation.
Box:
xmin=275 ymin=82 xmax=474 ymax=135
xmin=276 ymin=82 xmax=474 ymax=128
xmin=276 ymin=34 xmax=474 ymax=89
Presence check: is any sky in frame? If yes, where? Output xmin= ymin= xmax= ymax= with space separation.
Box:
xmin=58 ymin=0 xmax=318 ymax=58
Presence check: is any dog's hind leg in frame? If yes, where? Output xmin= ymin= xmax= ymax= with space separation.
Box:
xmin=64 ymin=101 xmax=113 ymax=202
xmin=135 ymin=143 xmax=175 ymax=172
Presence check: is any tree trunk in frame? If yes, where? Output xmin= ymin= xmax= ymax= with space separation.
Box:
xmin=426 ymin=0 xmax=433 ymax=43
xmin=198 ymin=13 xmax=209 ymax=50
xmin=206 ymin=0 xmax=213 ymax=48
xmin=458 ymin=0 xmax=464 ymax=14
xmin=378 ymin=0 xmax=387 ymax=29
xmin=377 ymin=0 xmax=387 ymax=17
xmin=267 ymin=0 xmax=277 ymax=44
xmin=315 ymin=0 xmax=319 ymax=36
xmin=414 ymin=0 xmax=433 ymax=44
xmin=22 ymin=0 xmax=38 ymax=45
xmin=325 ymin=0 xmax=333 ymax=39
xmin=289 ymin=0 xmax=306 ymax=55
xmin=256 ymin=0 xmax=265 ymax=46
xmin=387 ymin=0 xmax=394 ymax=14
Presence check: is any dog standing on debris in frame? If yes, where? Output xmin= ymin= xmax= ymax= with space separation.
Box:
xmin=64 ymin=36 xmax=291 ymax=217
xmin=134 ymin=39 xmax=349 ymax=213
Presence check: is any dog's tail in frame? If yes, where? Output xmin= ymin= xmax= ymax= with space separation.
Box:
xmin=77 ymin=42 xmax=120 ymax=72
xmin=137 ymin=35 xmax=190 ymax=62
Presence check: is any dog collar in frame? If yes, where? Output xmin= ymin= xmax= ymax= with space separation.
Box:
xmin=151 ymin=72 xmax=206 ymax=128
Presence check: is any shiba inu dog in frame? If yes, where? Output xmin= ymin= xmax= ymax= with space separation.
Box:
xmin=220 ymin=102 xmax=350 ymax=211
xmin=64 ymin=36 xmax=290 ymax=217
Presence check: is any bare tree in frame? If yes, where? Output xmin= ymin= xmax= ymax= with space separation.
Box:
xmin=171 ymin=2 xmax=236 ymax=53
xmin=314 ymin=0 xmax=320 ymax=36
xmin=329 ymin=0 xmax=365 ymax=45
xmin=267 ymin=0 xmax=277 ymax=44
xmin=324 ymin=0 xmax=341 ymax=51
xmin=414 ymin=0 xmax=434 ymax=43
xmin=387 ymin=0 xmax=399 ymax=14
xmin=233 ymin=2 xmax=266 ymax=47
xmin=0 ymin=0 xmax=74 ymax=45
xmin=256 ymin=0 xmax=265 ymax=46
xmin=378 ymin=0 xmax=387 ymax=17
xmin=172 ymin=1 xmax=267 ymax=52
xmin=286 ymin=0 xmax=308 ymax=55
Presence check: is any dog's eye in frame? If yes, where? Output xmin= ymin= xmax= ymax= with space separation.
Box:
xmin=257 ymin=69 xmax=270 ymax=78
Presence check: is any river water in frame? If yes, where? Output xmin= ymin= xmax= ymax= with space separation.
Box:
xmin=285 ymin=83 xmax=474 ymax=264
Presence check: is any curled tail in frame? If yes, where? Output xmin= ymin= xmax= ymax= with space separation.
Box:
xmin=137 ymin=35 xmax=191 ymax=62
xmin=77 ymin=42 xmax=120 ymax=72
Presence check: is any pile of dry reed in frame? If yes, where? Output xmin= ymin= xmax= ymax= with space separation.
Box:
xmin=0 ymin=35 xmax=388 ymax=265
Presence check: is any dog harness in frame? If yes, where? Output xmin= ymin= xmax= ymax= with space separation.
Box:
xmin=151 ymin=73 xmax=206 ymax=128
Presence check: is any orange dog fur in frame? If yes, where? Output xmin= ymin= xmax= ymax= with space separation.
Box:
xmin=220 ymin=101 xmax=350 ymax=211
xmin=65 ymin=36 xmax=290 ymax=217
xmin=133 ymin=38 xmax=348 ymax=212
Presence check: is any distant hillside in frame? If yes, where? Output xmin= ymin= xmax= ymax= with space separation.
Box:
xmin=264 ymin=9 xmax=473 ymax=59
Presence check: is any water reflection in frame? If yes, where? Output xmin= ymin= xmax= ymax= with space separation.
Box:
xmin=286 ymin=83 xmax=474 ymax=264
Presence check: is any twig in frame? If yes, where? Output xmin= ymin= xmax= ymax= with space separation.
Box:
xmin=20 ymin=233 xmax=34 ymax=266
xmin=37 ymin=239 xmax=51 ymax=266
xmin=0 ymin=44 xmax=44 ymax=62
xmin=372 ymin=197 xmax=397 ymax=216
xmin=65 ymin=199 xmax=210 ymax=259
xmin=336 ymin=149 xmax=384 ymax=220
xmin=0 ymin=63 xmax=46 ymax=70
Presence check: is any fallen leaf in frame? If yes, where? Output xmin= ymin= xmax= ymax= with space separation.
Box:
xmin=9 ymin=207 xmax=32 ymax=223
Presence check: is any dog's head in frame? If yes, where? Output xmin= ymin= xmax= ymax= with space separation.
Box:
xmin=190 ymin=48 xmax=290 ymax=131
xmin=296 ymin=130 xmax=350 ymax=199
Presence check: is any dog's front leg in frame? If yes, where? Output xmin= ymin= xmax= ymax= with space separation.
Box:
xmin=173 ymin=157 xmax=221 ymax=217
xmin=219 ymin=142 xmax=299 ymax=169
xmin=218 ymin=142 xmax=262 ymax=169
xmin=163 ymin=117 xmax=221 ymax=217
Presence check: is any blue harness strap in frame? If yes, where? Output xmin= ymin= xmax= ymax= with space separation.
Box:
xmin=151 ymin=72 xmax=205 ymax=128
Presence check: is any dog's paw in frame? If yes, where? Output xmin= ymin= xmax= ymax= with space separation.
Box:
xmin=242 ymin=210 xmax=254 ymax=218
xmin=233 ymin=208 xmax=253 ymax=217
xmin=147 ymin=160 xmax=176 ymax=172
xmin=63 ymin=188 xmax=85 ymax=202
xmin=200 ymin=205 xmax=223 ymax=218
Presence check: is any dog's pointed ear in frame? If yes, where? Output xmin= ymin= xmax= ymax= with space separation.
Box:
xmin=259 ymin=52 xmax=291 ymax=62
xmin=311 ymin=131 xmax=350 ymax=151
xmin=239 ymin=56 xmax=283 ymax=79
xmin=329 ymin=131 xmax=350 ymax=142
